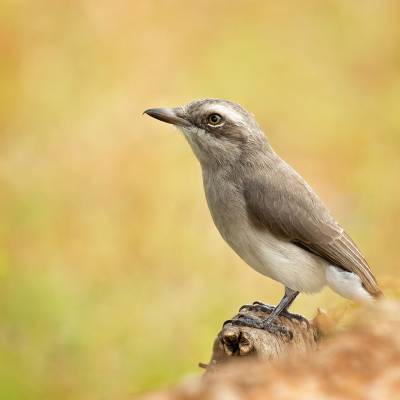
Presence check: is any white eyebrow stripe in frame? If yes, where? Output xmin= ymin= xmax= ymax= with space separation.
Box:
xmin=206 ymin=104 xmax=245 ymax=125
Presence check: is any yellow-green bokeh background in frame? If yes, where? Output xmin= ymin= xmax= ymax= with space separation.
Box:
xmin=1 ymin=1 xmax=399 ymax=398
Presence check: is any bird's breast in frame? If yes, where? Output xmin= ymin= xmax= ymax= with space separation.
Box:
xmin=202 ymin=170 xmax=327 ymax=293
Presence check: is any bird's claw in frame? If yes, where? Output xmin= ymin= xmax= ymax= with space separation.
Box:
xmin=281 ymin=311 xmax=309 ymax=326
xmin=239 ymin=302 xmax=309 ymax=327
xmin=225 ymin=314 xmax=293 ymax=338
xmin=240 ymin=302 xmax=275 ymax=314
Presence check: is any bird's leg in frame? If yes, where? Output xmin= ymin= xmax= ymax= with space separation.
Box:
xmin=239 ymin=288 xmax=300 ymax=320
xmin=261 ymin=287 xmax=299 ymax=328
xmin=229 ymin=288 xmax=301 ymax=335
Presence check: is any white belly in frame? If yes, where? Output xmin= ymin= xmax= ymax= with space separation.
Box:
xmin=217 ymin=217 xmax=328 ymax=294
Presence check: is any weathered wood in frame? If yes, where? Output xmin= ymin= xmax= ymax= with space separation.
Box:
xmin=202 ymin=303 xmax=321 ymax=373
xmin=141 ymin=301 xmax=400 ymax=400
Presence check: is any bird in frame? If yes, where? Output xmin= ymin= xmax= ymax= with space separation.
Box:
xmin=144 ymin=99 xmax=382 ymax=332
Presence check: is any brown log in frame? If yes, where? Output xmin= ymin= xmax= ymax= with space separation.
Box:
xmin=141 ymin=301 xmax=400 ymax=400
xmin=201 ymin=303 xmax=322 ymax=374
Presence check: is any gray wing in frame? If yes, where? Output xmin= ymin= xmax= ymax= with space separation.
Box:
xmin=242 ymin=160 xmax=381 ymax=297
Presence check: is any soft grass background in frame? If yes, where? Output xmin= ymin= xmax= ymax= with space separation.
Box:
xmin=1 ymin=0 xmax=399 ymax=398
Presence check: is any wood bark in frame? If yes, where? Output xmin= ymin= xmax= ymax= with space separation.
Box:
xmin=141 ymin=301 xmax=400 ymax=400
xmin=201 ymin=303 xmax=325 ymax=373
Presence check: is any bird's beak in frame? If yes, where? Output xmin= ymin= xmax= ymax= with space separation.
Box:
xmin=143 ymin=107 xmax=191 ymax=127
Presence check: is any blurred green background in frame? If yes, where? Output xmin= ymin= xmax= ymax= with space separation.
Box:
xmin=1 ymin=0 xmax=399 ymax=398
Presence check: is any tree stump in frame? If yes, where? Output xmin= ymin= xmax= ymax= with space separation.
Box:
xmin=201 ymin=302 xmax=323 ymax=373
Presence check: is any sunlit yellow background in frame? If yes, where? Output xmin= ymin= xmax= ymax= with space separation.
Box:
xmin=1 ymin=1 xmax=399 ymax=398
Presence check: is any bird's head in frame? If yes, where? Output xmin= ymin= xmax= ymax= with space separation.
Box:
xmin=144 ymin=99 xmax=266 ymax=167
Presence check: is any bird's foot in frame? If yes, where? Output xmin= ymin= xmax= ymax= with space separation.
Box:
xmin=281 ymin=310 xmax=309 ymax=325
xmin=224 ymin=314 xmax=293 ymax=338
xmin=261 ymin=320 xmax=293 ymax=338
xmin=239 ymin=302 xmax=308 ymax=326
xmin=239 ymin=301 xmax=274 ymax=313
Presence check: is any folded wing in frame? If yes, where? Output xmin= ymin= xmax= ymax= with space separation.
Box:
xmin=242 ymin=160 xmax=381 ymax=297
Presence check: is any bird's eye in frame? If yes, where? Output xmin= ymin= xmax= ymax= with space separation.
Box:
xmin=207 ymin=113 xmax=223 ymax=126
